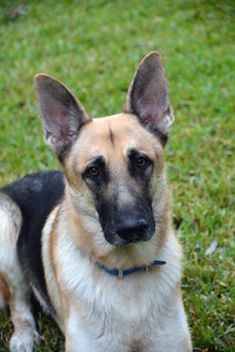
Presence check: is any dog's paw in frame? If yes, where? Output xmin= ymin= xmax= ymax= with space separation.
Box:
xmin=9 ymin=329 xmax=40 ymax=352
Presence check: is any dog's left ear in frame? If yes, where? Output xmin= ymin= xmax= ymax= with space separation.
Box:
xmin=35 ymin=74 xmax=89 ymax=160
xmin=125 ymin=52 xmax=174 ymax=144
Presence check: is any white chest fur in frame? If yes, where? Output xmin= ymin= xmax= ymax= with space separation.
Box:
xmin=50 ymin=229 xmax=190 ymax=352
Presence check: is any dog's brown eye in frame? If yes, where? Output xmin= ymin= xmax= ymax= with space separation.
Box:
xmin=136 ymin=157 xmax=146 ymax=168
xmin=88 ymin=167 xmax=99 ymax=177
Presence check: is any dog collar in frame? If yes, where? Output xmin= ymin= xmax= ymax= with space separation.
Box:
xmin=96 ymin=259 xmax=166 ymax=278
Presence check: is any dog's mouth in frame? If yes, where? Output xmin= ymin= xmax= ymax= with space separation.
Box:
xmin=108 ymin=233 xmax=154 ymax=248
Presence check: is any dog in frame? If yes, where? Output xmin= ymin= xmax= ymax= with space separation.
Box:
xmin=0 ymin=52 xmax=192 ymax=352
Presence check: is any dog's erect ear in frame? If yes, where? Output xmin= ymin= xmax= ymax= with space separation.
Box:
xmin=35 ymin=74 xmax=89 ymax=159
xmin=125 ymin=52 xmax=174 ymax=144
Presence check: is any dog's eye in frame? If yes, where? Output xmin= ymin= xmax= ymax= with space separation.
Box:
xmin=88 ymin=166 xmax=99 ymax=177
xmin=136 ymin=157 xmax=146 ymax=168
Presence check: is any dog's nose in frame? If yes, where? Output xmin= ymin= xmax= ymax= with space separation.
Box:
xmin=116 ymin=217 xmax=148 ymax=241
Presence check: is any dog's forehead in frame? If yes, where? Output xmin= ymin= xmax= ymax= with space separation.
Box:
xmin=70 ymin=113 xmax=162 ymax=166
xmin=84 ymin=113 xmax=142 ymax=138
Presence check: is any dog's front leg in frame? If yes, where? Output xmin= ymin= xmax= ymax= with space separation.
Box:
xmin=0 ymin=195 xmax=39 ymax=352
xmin=64 ymin=312 xmax=102 ymax=352
xmin=7 ymin=256 xmax=40 ymax=352
xmin=9 ymin=290 xmax=39 ymax=352
xmin=64 ymin=326 xmax=87 ymax=352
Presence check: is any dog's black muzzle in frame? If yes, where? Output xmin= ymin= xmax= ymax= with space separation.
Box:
xmin=102 ymin=207 xmax=156 ymax=247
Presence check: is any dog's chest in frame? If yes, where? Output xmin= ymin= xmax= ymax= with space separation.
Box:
xmin=50 ymin=228 xmax=185 ymax=351
xmin=64 ymin=264 xmax=167 ymax=352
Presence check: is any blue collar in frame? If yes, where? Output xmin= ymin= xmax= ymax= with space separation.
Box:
xmin=96 ymin=259 xmax=166 ymax=278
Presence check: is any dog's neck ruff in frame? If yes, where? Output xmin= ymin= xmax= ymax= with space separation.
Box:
xmin=96 ymin=259 xmax=166 ymax=278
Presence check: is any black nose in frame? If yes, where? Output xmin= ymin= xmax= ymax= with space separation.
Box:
xmin=116 ymin=217 xmax=148 ymax=241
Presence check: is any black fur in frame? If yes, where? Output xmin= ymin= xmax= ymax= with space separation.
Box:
xmin=1 ymin=170 xmax=65 ymax=315
xmin=82 ymin=155 xmax=109 ymax=190
xmin=128 ymin=148 xmax=154 ymax=182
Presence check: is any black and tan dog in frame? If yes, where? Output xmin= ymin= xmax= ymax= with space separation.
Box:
xmin=0 ymin=52 xmax=192 ymax=351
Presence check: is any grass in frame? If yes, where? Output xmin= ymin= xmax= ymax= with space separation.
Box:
xmin=0 ymin=0 xmax=234 ymax=350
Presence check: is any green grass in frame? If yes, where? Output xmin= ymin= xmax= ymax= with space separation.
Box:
xmin=0 ymin=0 xmax=234 ymax=350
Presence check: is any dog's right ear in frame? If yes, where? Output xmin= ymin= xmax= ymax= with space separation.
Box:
xmin=35 ymin=74 xmax=89 ymax=160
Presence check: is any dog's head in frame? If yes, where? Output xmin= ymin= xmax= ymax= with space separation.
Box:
xmin=35 ymin=52 xmax=174 ymax=259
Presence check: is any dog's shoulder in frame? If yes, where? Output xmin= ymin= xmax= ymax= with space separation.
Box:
xmin=1 ymin=170 xmax=64 ymax=211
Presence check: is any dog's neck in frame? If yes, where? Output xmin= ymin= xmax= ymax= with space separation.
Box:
xmin=95 ymin=259 xmax=166 ymax=278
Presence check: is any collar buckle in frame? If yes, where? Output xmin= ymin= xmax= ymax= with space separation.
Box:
xmin=145 ymin=265 xmax=150 ymax=272
xmin=118 ymin=269 xmax=124 ymax=278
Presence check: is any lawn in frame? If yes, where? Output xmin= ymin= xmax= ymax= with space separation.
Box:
xmin=0 ymin=0 xmax=234 ymax=351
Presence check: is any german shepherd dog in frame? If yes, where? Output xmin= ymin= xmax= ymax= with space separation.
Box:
xmin=0 ymin=52 xmax=192 ymax=351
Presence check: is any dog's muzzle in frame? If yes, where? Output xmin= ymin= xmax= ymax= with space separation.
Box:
xmin=104 ymin=211 xmax=155 ymax=247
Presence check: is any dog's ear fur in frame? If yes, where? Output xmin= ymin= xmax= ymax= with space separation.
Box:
xmin=35 ymin=74 xmax=89 ymax=159
xmin=125 ymin=51 xmax=174 ymax=144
